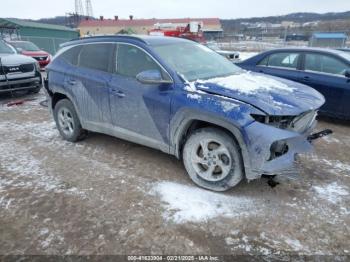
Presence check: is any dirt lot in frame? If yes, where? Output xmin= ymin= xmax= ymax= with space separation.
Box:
xmin=0 ymin=90 xmax=349 ymax=258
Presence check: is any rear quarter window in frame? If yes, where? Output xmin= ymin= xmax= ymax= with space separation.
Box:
xmin=59 ymin=46 xmax=82 ymax=66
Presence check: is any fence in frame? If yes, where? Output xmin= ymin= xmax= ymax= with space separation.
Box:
xmin=20 ymin=36 xmax=72 ymax=55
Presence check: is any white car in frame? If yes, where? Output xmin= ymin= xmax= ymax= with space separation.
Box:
xmin=206 ymin=42 xmax=240 ymax=62
xmin=0 ymin=40 xmax=42 ymax=94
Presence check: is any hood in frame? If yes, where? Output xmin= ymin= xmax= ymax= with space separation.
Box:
xmin=0 ymin=53 xmax=36 ymax=66
xmin=193 ymin=71 xmax=325 ymax=116
xmin=21 ymin=50 xmax=49 ymax=56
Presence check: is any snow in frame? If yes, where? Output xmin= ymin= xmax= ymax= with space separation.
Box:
xmin=313 ymin=182 xmax=349 ymax=204
xmin=238 ymin=52 xmax=259 ymax=61
xmin=187 ymin=93 xmax=202 ymax=100
xmin=220 ymin=100 xmax=239 ymax=112
xmin=196 ymin=71 xmax=294 ymax=95
xmin=151 ymin=181 xmax=255 ymax=223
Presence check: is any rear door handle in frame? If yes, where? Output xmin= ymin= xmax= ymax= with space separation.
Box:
xmin=110 ymin=88 xmax=125 ymax=98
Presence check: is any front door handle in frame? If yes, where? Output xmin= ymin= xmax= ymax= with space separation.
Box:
xmin=116 ymin=91 xmax=125 ymax=98
xmin=68 ymin=80 xmax=76 ymax=85
xmin=302 ymin=76 xmax=310 ymax=82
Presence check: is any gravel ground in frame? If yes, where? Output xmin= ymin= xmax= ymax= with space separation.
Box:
xmin=0 ymin=90 xmax=349 ymax=258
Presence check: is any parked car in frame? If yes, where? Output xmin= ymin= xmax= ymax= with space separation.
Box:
xmin=0 ymin=40 xmax=42 ymax=94
xmin=338 ymin=48 xmax=350 ymax=53
xmin=206 ymin=42 xmax=240 ymax=62
xmin=7 ymin=40 xmax=52 ymax=69
xmin=237 ymin=48 xmax=350 ymax=119
xmin=46 ymin=35 xmax=328 ymax=191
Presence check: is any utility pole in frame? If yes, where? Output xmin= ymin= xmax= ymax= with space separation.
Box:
xmin=85 ymin=0 xmax=94 ymax=18
xmin=75 ymin=0 xmax=84 ymax=16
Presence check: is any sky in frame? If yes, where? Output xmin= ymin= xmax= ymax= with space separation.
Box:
xmin=0 ymin=0 xmax=349 ymax=20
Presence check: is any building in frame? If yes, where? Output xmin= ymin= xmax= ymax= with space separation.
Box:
xmin=0 ymin=18 xmax=79 ymax=54
xmin=309 ymin=32 xmax=347 ymax=48
xmin=78 ymin=17 xmax=223 ymax=37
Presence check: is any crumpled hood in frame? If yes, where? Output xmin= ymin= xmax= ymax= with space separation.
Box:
xmin=193 ymin=71 xmax=325 ymax=116
xmin=0 ymin=53 xmax=36 ymax=66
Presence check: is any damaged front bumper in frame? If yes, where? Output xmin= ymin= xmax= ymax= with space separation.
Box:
xmin=242 ymin=116 xmax=331 ymax=180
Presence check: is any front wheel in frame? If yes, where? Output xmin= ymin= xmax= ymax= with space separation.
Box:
xmin=182 ymin=128 xmax=243 ymax=191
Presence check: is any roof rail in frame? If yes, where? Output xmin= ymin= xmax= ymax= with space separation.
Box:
xmin=62 ymin=34 xmax=147 ymax=48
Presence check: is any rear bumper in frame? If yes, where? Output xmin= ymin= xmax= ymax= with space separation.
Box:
xmin=0 ymin=76 xmax=42 ymax=93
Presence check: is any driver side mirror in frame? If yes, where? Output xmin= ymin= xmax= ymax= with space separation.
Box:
xmin=136 ymin=70 xmax=173 ymax=85
xmin=345 ymin=69 xmax=350 ymax=78
xmin=16 ymin=47 xmax=23 ymax=53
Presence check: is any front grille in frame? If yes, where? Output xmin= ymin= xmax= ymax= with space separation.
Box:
xmin=33 ymin=56 xmax=48 ymax=61
xmin=0 ymin=63 xmax=35 ymax=74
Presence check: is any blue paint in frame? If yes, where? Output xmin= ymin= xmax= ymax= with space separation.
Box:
xmin=47 ymin=36 xmax=326 ymax=180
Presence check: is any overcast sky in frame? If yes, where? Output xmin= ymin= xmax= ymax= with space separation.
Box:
xmin=1 ymin=0 xmax=349 ymax=20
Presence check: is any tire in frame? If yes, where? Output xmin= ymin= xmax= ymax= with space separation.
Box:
xmin=53 ymin=99 xmax=87 ymax=142
xmin=182 ymin=127 xmax=243 ymax=191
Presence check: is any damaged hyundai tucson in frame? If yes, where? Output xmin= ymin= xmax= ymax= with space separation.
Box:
xmin=46 ymin=35 xmax=330 ymax=191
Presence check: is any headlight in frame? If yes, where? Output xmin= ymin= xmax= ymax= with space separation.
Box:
xmin=35 ymin=62 xmax=40 ymax=71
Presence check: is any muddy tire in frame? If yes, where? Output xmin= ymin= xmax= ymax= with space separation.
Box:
xmin=183 ymin=128 xmax=243 ymax=191
xmin=53 ymin=99 xmax=86 ymax=142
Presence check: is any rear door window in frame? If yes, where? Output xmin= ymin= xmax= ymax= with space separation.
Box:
xmin=262 ymin=52 xmax=300 ymax=69
xmin=305 ymin=53 xmax=349 ymax=76
xmin=78 ymin=43 xmax=114 ymax=72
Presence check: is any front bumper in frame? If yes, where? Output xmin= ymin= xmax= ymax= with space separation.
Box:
xmin=0 ymin=76 xmax=42 ymax=93
xmin=242 ymin=119 xmax=327 ymax=180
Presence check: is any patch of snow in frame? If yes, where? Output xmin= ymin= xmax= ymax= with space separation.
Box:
xmin=284 ymin=238 xmax=303 ymax=251
xmin=187 ymin=93 xmax=202 ymax=100
xmin=151 ymin=181 xmax=255 ymax=223
xmin=196 ymin=71 xmax=294 ymax=95
xmin=313 ymin=182 xmax=349 ymax=204
xmin=239 ymin=52 xmax=259 ymax=61
xmin=220 ymin=101 xmax=239 ymax=112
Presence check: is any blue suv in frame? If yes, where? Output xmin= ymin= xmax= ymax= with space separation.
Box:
xmin=46 ymin=35 xmax=327 ymax=191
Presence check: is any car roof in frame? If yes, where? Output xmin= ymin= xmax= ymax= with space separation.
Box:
xmin=61 ymin=34 xmax=191 ymax=48
xmin=7 ymin=40 xmax=30 ymax=43
xmin=265 ymin=47 xmax=347 ymax=56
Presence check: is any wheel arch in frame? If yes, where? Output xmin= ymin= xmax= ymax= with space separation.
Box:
xmin=171 ymin=110 xmax=251 ymax=178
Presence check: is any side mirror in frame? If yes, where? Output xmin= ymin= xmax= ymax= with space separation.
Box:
xmin=16 ymin=47 xmax=23 ymax=52
xmin=136 ymin=70 xmax=173 ymax=85
xmin=345 ymin=69 xmax=350 ymax=78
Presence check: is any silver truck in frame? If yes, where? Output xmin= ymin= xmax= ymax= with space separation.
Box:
xmin=0 ymin=40 xmax=42 ymax=94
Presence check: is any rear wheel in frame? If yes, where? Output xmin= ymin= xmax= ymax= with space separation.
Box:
xmin=182 ymin=127 xmax=243 ymax=191
xmin=54 ymin=99 xmax=87 ymax=142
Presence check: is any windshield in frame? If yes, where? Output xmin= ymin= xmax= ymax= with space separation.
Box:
xmin=153 ymin=42 xmax=242 ymax=81
xmin=338 ymin=50 xmax=350 ymax=61
xmin=11 ymin=41 xmax=40 ymax=52
xmin=0 ymin=41 xmax=15 ymax=54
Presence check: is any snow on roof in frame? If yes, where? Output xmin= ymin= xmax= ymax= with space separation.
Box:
xmin=79 ymin=18 xmax=221 ymax=28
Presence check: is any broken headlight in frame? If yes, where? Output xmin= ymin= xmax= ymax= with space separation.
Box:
xmin=251 ymin=110 xmax=317 ymax=133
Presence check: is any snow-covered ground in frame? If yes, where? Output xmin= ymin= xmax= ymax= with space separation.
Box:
xmin=0 ymin=91 xmax=349 ymax=256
